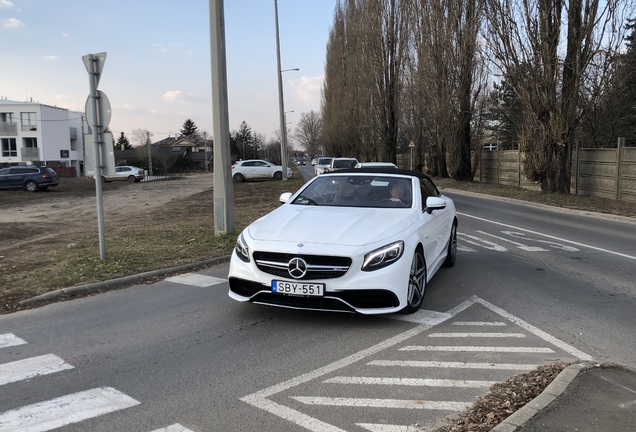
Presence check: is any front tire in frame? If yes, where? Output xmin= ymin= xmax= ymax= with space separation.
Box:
xmin=401 ymin=248 xmax=427 ymax=314
xmin=233 ymin=173 xmax=245 ymax=182
xmin=442 ymin=222 xmax=457 ymax=267
xmin=25 ymin=181 xmax=38 ymax=192
xmin=273 ymin=171 xmax=283 ymax=180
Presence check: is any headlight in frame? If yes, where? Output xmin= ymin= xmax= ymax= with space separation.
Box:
xmin=362 ymin=241 xmax=404 ymax=271
xmin=235 ymin=232 xmax=250 ymax=262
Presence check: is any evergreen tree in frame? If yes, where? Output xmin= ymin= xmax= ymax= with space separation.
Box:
xmin=180 ymin=119 xmax=199 ymax=137
xmin=116 ymin=132 xmax=133 ymax=150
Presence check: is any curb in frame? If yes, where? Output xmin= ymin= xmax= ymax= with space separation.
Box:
xmin=19 ymin=255 xmax=231 ymax=305
xmin=491 ymin=363 xmax=593 ymax=432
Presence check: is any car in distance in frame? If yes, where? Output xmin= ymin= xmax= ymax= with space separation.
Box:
xmin=325 ymin=157 xmax=359 ymax=173
xmin=228 ymin=167 xmax=458 ymax=315
xmin=313 ymin=157 xmax=334 ymax=176
xmin=297 ymin=158 xmax=306 ymax=166
xmin=0 ymin=165 xmax=59 ymax=192
xmin=311 ymin=158 xmax=318 ymax=166
xmin=102 ymin=166 xmax=145 ymax=183
xmin=232 ymin=159 xmax=293 ymax=182
xmin=355 ymin=162 xmax=398 ymax=169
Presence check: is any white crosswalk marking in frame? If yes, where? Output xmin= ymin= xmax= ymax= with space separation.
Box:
xmin=452 ymin=321 xmax=506 ymax=326
xmin=400 ymin=345 xmax=554 ymax=353
xmin=368 ymin=360 xmax=537 ymax=370
xmin=0 ymin=334 xmax=26 ymax=349
xmin=457 ymin=233 xmax=508 ymax=251
xmin=0 ymin=354 xmax=74 ymax=386
xmin=150 ymin=424 xmax=195 ymax=432
xmin=323 ymin=376 xmax=496 ymax=388
xmin=428 ymin=332 xmax=526 ymax=338
xmin=357 ymin=423 xmax=429 ymax=432
xmin=0 ymin=387 xmax=140 ymax=432
xmin=165 ymin=273 xmax=226 ymax=287
xmin=291 ymin=397 xmax=471 ymax=411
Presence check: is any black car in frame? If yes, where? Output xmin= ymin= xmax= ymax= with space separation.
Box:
xmin=0 ymin=165 xmax=59 ymax=192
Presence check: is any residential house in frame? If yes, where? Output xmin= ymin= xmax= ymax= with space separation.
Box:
xmin=0 ymin=98 xmax=87 ymax=177
xmin=152 ymin=134 xmax=213 ymax=171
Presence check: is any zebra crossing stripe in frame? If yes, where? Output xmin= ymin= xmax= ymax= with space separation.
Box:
xmin=0 ymin=334 xmax=26 ymax=349
xmin=368 ymin=360 xmax=537 ymax=370
xmin=150 ymin=424 xmax=195 ymax=432
xmin=357 ymin=423 xmax=430 ymax=432
xmin=400 ymin=346 xmax=554 ymax=353
xmin=452 ymin=321 xmax=506 ymax=326
xmin=428 ymin=333 xmax=526 ymax=338
xmin=291 ymin=396 xmax=471 ymax=411
xmin=323 ymin=376 xmax=496 ymax=388
xmin=0 ymin=354 xmax=74 ymax=386
xmin=0 ymin=387 xmax=140 ymax=432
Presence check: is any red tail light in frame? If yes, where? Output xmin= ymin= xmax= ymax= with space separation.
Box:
xmin=42 ymin=173 xmax=51 ymax=178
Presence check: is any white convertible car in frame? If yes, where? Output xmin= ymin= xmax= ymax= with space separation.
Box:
xmin=228 ymin=168 xmax=458 ymax=314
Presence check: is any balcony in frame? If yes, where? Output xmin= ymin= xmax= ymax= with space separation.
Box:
xmin=21 ymin=147 xmax=40 ymax=161
xmin=70 ymin=127 xmax=77 ymax=139
xmin=0 ymin=122 xmax=18 ymax=136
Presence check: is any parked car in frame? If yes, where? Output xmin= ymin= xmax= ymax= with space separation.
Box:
xmin=311 ymin=158 xmax=318 ymax=166
xmin=102 ymin=166 xmax=145 ymax=183
xmin=232 ymin=159 xmax=293 ymax=182
xmin=313 ymin=157 xmax=334 ymax=175
xmin=0 ymin=165 xmax=59 ymax=192
xmin=355 ymin=162 xmax=398 ymax=169
xmin=325 ymin=157 xmax=359 ymax=173
xmin=228 ymin=167 xmax=457 ymax=314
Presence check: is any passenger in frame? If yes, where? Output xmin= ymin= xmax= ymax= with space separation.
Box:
xmin=333 ymin=180 xmax=357 ymax=202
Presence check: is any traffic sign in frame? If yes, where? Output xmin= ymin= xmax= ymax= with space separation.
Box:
xmin=82 ymin=52 xmax=107 ymax=87
xmin=85 ymin=90 xmax=111 ymax=131
xmin=408 ymin=141 xmax=415 ymax=148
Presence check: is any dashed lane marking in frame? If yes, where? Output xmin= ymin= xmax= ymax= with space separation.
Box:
xmin=323 ymin=377 xmax=496 ymax=388
xmin=290 ymin=397 xmax=471 ymax=411
xmin=164 ymin=273 xmax=226 ymax=287
xmin=400 ymin=346 xmax=554 ymax=353
xmin=0 ymin=334 xmax=26 ymax=349
xmin=0 ymin=387 xmax=140 ymax=432
xmin=0 ymin=354 xmax=74 ymax=386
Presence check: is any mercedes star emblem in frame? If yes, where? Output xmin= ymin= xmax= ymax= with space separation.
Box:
xmin=288 ymin=257 xmax=308 ymax=279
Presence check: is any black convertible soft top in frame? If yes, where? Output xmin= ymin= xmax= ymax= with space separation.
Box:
xmin=322 ymin=167 xmax=435 ymax=182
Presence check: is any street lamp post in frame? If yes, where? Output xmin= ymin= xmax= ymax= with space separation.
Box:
xmin=274 ymin=0 xmax=299 ymax=180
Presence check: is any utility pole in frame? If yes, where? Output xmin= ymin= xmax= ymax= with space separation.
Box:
xmin=209 ymin=0 xmax=235 ymax=235
xmin=146 ymin=131 xmax=153 ymax=178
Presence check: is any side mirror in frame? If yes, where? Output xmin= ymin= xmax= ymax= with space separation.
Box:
xmin=425 ymin=196 xmax=447 ymax=214
xmin=280 ymin=192 xmax=293 ymax=203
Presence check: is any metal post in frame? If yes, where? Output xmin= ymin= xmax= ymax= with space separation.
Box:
xmin=274 ymin=0 xmax=288 ymax=181
xmin=209 ymin=0 xmax=235 ymax=235
xmin=87 ymin=55 xmax=106 ymax=260
xmin=146 ymin=131 xmax=153 ymax=178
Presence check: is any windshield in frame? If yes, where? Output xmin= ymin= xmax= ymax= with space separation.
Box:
xmin=291 ymin=175 xmax=412 ymax=208
xmin=333 ymin=159 xmax=357 ymax=169
xmin=318 ymin=158 xmax=332 ymax=165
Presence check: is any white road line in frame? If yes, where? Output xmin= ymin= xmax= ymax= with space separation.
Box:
xmin=165 ymin=273 xmax=226 ymax=287
xmin=368 ymin=360 xmax=537 ymax=370
xmin=477 ymin=230 xmax=549 ymax=252
xmin=452 ymin=321 xmax=506 ymax=326
xmin=400 ymin=346 xmax=554 ymax=353
xmin=457 ymin=233 xmax=508 ymax=251
xmin=457 ymin=245 xmax=477 ymax=252
xmin=323 ymin=376 xmax=496 ymax=388
xmin=472 ymin=296 xmax=594 ymax=361
xmin=0 ymin=387 xmax=140 ymax=432
xmin=291 ymin=397 xmax=471 ymax=411
xmin=391 ymin=309 xmax=452 ymax=325
xmin=0 ymin=334 xmax=26 ymax=349
xmin=458 ymin=212 xmax=636 ymax=261
xmin=0 ymin=354 xmax=74 ymax=386
xmin=357 ymin=423 xmax=430 ymax=432
xmin=501 ymin=231 xmax=580 ymax=251
xmin=150 ymin=424 xmax=195 ymax=432
xmin=428 ymin=333 xmax=526 ymax=338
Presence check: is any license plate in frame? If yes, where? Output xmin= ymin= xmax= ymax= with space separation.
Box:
xmin=271 ymin=280 xmax=325 ymax=297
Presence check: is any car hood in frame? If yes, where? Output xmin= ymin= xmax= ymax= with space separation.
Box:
xmin=247 ymin=205 xmax=416 ymax=246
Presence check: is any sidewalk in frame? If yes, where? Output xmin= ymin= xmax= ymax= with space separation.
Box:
xmin=494 ymin=363 xmax=636 ymax=432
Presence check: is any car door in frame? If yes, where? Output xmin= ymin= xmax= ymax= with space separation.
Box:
xmin=416 ymin=178 xmax=452 ymax=275
xmin=7 ymin=167 xmax=28 ymax=188
xmin=251 ymin=161 xmax=271 ymax=179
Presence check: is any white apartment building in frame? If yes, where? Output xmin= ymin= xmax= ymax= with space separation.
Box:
xmin=0 ymin=98 xmax=87 ymax=176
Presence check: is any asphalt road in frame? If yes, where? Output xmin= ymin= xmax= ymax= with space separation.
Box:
xmin=1 ymin=167 xmax=635 ymax=431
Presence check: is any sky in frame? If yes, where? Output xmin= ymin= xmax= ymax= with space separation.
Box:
xmin=0 ymin=0 xmax=339 ymax=145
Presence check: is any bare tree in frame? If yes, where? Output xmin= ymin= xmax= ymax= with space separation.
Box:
xmin=293 ymin=111 xmax=322 ymax=157
xmin=484 ymin=0 xmax=634 ymax=192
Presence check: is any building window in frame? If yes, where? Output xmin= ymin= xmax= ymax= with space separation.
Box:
xmin=60 ymin=149 xmax=69 ymax=158
xmin=21 ymin=112 xmax=37 ymax=131
xmin=1 ymin=138 xmax=17 ymax=157
xmin=1 ymin=113 xmax=13 ymax=123
xmin=24 ymin=137 xmax=38 ymax=148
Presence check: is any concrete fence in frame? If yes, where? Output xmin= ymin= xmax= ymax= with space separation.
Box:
xmin=474 ymin=138 xmax=636 ymax=202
